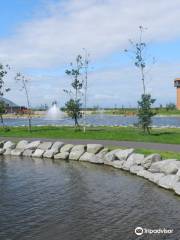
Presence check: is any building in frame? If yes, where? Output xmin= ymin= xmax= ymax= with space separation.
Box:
xmin=0 ymin=97 xmax=27 ymax=114
xmin=174 ymin=78 xmax=180 ymax=110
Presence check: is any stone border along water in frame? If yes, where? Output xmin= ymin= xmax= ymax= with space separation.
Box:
xmin=1 ymin=140 xmax=180 ymax=196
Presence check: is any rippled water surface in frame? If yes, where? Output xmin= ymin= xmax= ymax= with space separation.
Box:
xmin=0 ymin=157 xmax=180 ymax=240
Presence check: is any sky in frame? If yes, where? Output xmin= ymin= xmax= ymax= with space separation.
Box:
xmin=1 ymin=0 xmax=180 ymax=108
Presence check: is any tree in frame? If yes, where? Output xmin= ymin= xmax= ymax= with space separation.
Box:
xmin=15 ymin=73 xmax=32 ymax=132
xmin=166 ymin=102 xmax=176 ymax=111
xmin=125 ymin=26 xmax=156 ymax=134
xmin=137 ymin=94 xmax=156 ymax=134
xmin=0 ymin=64 xmax=10 ymax=130
xmin=64 ymin=55 xmax=83 ymax=127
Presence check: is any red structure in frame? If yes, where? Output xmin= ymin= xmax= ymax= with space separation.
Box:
xmin=174 ymin=78 xmax=180 ymax=110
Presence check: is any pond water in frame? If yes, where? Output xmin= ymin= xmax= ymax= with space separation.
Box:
xmin=0 ymin=157 xmax=180 ymax=240
xmin=2 ymin=114 xmax=180 ymax=127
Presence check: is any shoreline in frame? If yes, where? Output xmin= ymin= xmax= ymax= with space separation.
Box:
xmin=1 ymin=139 xmax=180 ymax=197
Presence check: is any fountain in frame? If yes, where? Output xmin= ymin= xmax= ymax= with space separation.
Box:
xmin=46 ymin=101 xmax=65 ymax=120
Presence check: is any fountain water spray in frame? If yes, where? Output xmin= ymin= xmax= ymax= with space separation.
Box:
xmin=46 ymin=101 xmax=65 ymax=120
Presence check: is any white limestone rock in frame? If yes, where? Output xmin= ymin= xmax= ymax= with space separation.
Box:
xmin=137 ymin=170 xmax=152 ymax=179
xmin=87 ymin=144 xmax=103 ymax=154
xmin=43 ymin=149 xmax=58 ymax=158
xmin=38 ymin=142 xmax=53 ymax=150
xmin=71 ymin=145 xmax=86 ymax=152
xmin=3 ymin=148 xmax=12 ymax=155
xmin=3 ymin=141 xmax=16 ymax=150
xmin=16 ymin=140 xmax=29 ymax=150
xmin=173 ymin=181 xmax=180 ymax=195
xmin=104 ymin=149 xmax=120 ymax=164
xmin=32 ymin=149 xmax=45 ymax=158
xmin=11 ymin=149 xmax=24 ymax=156
xmin=129 ymin=165 xmax=144 ymax=174
xmin=142 ymin=154 xmax=161 ymax=169
xmin=54 ymin=152 xmax=69 ymax=160
xmin=51 ymin=142 xmax=64 ymax=151
xmin=115 ymin=148 xmax=134 ymax=161
xmin=69 ymin=150 xmax=85 ymax=161
xmin=176 ymin=169 xmax=180 ymax=176
xmin=122 ymin=153 xmax=143 ymax=170
xmin=149 ymin=159 xmax=180 ymax=174
xmin=79 ymin=152 xmax=95 ymax=162
xmin=60 ymin=144 xmax=74 ymax=153
xmin=148 ymin=173 xmax=165 ymax=184
xmin=158 ymin=174 xmax=179 ymax=189
xmin=0 ymin=148 xmax=5 ymax=155
xmin=111 ymin=160 xmax=125 ymax=169
xmin=25 ymin=141 xmax=41 ymax=150
xmin=23 ymin=149 xmax=34 ymax=157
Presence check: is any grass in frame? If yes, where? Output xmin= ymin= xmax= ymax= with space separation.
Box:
xmin=1 ymin=125 xmax=180 ymax=144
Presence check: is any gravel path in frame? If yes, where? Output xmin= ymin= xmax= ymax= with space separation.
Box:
xmin=0 ymin=137 xmax=180 ymax=152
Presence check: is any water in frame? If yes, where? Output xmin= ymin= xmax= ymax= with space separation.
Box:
xmin=0 ymin=157 xmax=180 ymax=240
xmin=46 ymin=103 xmax=65 ymax=120
xmin=3 ymin=114 xmax=180 ymax=127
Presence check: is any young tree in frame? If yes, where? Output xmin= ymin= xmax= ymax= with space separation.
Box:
xmin=64 ymin=55 xmax=83 ymax=127
xmin=137 ymin=94 xmax=156 ymax=134
xmin=125 ymin=26 xmax=156 ymax=134
xmin=15 ymin=73 xmax=32 ymax=132
xmin=0 ymin=64 xmax=10 ymax=130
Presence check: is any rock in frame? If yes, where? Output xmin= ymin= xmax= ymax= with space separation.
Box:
xmin=148 ymin=173 xmax=165 ymax=184
xmin=60 ymin=144 xmax=74 ymax=153
xmin=25 ymin=141 xmax=41 ymax=150
xmin=173 ymin=181 xmax=180 ymax=195
xmin=142 ymin=154 xmax=161 ymax=169
xmin=43 ymin=149 xmax=58 ymax=158
xmin=87 ymin=144 xmax=103 ymax=154
xmin=32 ymin=149 xmax=45 ymax=158
xmin=54 ymin=152 xmax=69 ymax=160
xmin=51 ymin=142 xmax=64 ymax=151
xmin=69 ymin=150 xmax=85 ymax=161
xmin=0 ymin=141 xmax=5 ymax=148
xmin=111 ymin=160 xmax=125 ymax=169
xmin=137 ymin=170 xmax=152 ymax=179
xmin=23 ymin=149 xmax=34 ymax=157
xmin=3 ymin=141 xmax=16 ymax=150
xmin=149 ymin=160 xmax=180 ymax=174
xmin=16 ymin=140 xmax=29 ymax=150
xmin=0 ymin=148 xmax=5 ymax=155
xmin=11 ymin=149 xmax=24 ymax=156
xmin=176 ymin=169 xmax=180 ymax=176
xmin=122 ymin=153 xmax=143 ymax=170
xmin=129 ymin=165 xmax=144 ymax=174
xmin=3 ymin=148 xmax=12 ymax=155
xmin=79 ymin=152 xmax=95 ymax=162
xmin=71 ymin=145 xmax=86 ymax=152
xmin=104 ymin=149 xmax=120 ymax=163
xmin=115 ymin=148 xmax=134 ymax=161
xmin=158 ymin=175 xmax=179 ymax=189
xmin=38 ymin=142 xmax=53 ymax=150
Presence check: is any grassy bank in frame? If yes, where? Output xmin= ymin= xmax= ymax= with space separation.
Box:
xmin=1 ymin=126 xmax=180 ymax=144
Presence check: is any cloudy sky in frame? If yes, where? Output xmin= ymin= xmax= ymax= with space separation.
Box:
xmin=1 ymin=0 xmax=180 ymax=107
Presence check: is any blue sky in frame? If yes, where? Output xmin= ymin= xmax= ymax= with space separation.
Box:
xmin=0 ymin=0 xmax=180 ymax=107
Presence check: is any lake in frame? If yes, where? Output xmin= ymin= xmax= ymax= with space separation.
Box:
xmin=0 ymin=157 xmax=179 ymax=240
xmin=2 ymin=114 xmax=180 ymax=127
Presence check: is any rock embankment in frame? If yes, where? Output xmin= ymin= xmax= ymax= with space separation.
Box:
xmin=1 ymin=140 xmax=180 ymax=196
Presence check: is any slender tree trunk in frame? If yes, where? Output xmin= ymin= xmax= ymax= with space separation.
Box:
xmin=23 ymin=80 xmax=32 ymax=132
xmin=141 ymin=66 xmax=146 ymax=95
xmin=0 ymin=115 xmax=5 ymax=129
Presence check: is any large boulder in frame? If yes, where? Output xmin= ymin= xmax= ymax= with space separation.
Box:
xmin=60 ymin=144 xmax=74 ymax=153
xmin=129 ymin=165 xmax=144 ymax=174
xmin=115 ymin=148 xmax=134 ymax=161
xmin=16 ymin=140 xmax=29 ymax=150
xmin=137 ymin=170 xmax=152 ymax=179
xmin=11 ymin=149 xmax=24 ymax=156
xmin=104 ymin=149 xmax=121 ymax=164
xmin=69 ymin=150 xmax=85 ymax=161
xmin=71 ymin=145 xmax=86 ymax=152
xmin=149 ymin=159 xmax=180 ymax=174
xmin=122 ymin=153 xmax=144 ymax=170
xmin=0 ymin=148 xmax=5 ymax=155
xmin=148 ymin=173 xmax=165 ymax=184
xmin=142 ymin=154 xmax=161 ymax=169
xmin=32 ymin=149 xmax=45 ymax=158
xmin=111 ymin=160 xmax=125 ymax=169
xmin=158 ymin=175 xmax=179 ymax=189
xmin=3 ymin=141 xmax=16 ymax=150
xmin=54 ymin=152 xmax=69 ymax=160
xmin=173 ymin=181 xmax=180 ymax=195
xmin=23 ymin=149 xmax=34 ymax=157
xmin=0 ymin=141 xmax=5 ymax=148
xmin=51 ymin=141 xmax=64 ymax=151
xmin=38 ymin=142 xmax=53 ymax=151
xmin=3 ymin=148 xmax=12 ymax=155
xmin=79 ymin=152 xmax=94 ymax=162
xmin=43 ymin=149 xmax=58 ymax=158
xmin=87 ymin=144 xmax=103 ymax=154
xmin=25 ymin=141 xmax=41 ymax=150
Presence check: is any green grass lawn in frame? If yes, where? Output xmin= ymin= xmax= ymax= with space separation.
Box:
xmin=1 ymin=125 xmax=180 ymax=144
